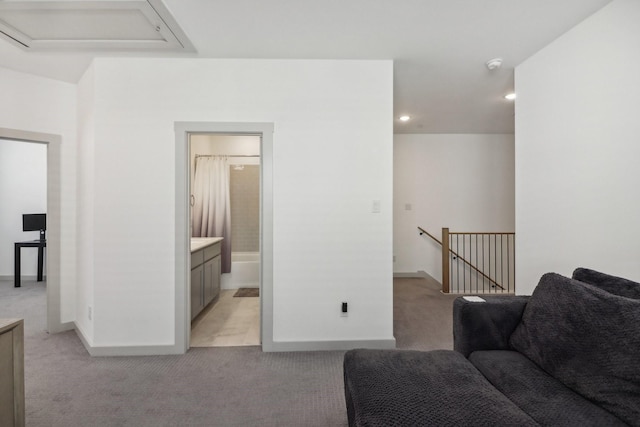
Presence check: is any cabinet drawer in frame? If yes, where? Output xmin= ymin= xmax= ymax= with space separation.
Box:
xmin=191 ymin=250 xmax=204 ymax=268
xmin=204 ymin=243 xmax=221 ymax=261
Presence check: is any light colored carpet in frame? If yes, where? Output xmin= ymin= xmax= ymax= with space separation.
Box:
xmin=393 ymin=275 xmax=459 ymax=351
xmin=0 ymin=276 xmax=458 ymax=426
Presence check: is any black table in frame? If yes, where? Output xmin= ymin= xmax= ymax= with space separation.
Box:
xmin=14 ymin=240 xmax=46 ymax=287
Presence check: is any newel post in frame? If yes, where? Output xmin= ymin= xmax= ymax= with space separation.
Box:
xmin=442 ymin=227 xmax=450 ymax=293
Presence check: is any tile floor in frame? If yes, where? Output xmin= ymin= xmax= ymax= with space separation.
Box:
xmin=190 ymin=289 xmax=260 ymax=347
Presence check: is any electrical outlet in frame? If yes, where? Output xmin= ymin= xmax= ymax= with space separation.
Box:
xmin=88 ymin=306 xmax=92 ymax=321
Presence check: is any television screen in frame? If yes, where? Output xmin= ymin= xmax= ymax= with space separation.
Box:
xmin=23 ymin=213 xmax=46 ymax=231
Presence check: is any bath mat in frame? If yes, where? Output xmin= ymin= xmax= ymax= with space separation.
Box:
xmin=234 ymin=288 xmax=259 ymax=298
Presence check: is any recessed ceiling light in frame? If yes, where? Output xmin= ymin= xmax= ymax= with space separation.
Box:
xmin=504 ymin=93 xmax=517 ymax=100
xmin=399 ymin=115 xmax=411 ymax=122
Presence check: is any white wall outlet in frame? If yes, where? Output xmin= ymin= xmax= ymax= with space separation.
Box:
xmin=405 ymin=203 xmax=412 ymax=211
xmin=372 ymin=199 xmax=381 ymax=213
xmin=88 ymin=306 xmax=92 ymax=321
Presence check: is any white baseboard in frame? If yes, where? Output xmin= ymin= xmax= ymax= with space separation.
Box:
xmin=0 ymin=275 xmax=46 ymax=281
xmin=393 ymin=270 xmax=430 ymax=279
xmin=263 ymin=338 xmax=396 ymax=352
xmin=74 ymin=322 xmax=395 ymax=355
xmin=49 ymin=321 xmax=74 ymax=334
xmin=74 ymin=323 xmax=184 ymax=356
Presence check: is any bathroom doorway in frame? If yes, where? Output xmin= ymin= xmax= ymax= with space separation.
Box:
xmin=189 ymin=134 xmax=261 ymax=347
xmin=174 ymin=121 xmax=274 ymax=353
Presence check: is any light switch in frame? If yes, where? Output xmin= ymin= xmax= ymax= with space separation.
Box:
xmin=372 ymin=200 xmax=381 ymax=213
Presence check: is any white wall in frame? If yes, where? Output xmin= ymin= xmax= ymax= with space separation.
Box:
xmin=75 ymin=63 xmax=95 ymax=340
xmin=77 ymin=58 xmax=393 ymax=349
xmin=0 ymin=66 xmax=77 ymax=322
xmin=394 ymin=134 xmax=515 ymax=282
xmin=0 ymin=140 xmax=47 ymax=276
xmin=515 ymin=0 xmax=640 ymax=294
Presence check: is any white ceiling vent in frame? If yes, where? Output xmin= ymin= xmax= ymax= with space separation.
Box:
xmin=0 ymin=0 xmax=194 ymax=51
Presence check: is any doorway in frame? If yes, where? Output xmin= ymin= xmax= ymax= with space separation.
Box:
xmin=174 ymin=122 xmax=274 ymax=353
xmin=0 ymin=127 xmax=67 ymax=334
xmin=189 ymin=134 xmax=261 ymax=347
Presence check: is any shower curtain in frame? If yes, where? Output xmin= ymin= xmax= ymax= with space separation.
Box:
xmin=192 ymin=155 xmax=232 ymax=273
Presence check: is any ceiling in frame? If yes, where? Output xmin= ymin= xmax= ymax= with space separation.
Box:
xmin=0 ymin=0 xmax=613 ymax=134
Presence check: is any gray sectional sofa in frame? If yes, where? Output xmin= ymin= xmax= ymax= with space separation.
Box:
xmin=343 ymin=268 xmax=640 ymax=426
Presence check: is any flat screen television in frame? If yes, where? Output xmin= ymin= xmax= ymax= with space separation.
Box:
xmin=23 ymin=213 xmax=46 ymax=240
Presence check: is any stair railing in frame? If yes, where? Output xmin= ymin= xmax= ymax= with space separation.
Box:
xmin=418 ymin=226 xmax=515 ymax=294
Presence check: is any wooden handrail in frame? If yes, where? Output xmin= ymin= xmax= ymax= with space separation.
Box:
xmin=418 ymin=226 xmax=506 ymax=291
xmin=417 ymin=226 xmax=442 ymax=245
xmin=418 ymin=227 xmax=515 ymax=241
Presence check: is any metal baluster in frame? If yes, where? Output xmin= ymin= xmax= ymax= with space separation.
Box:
xmin=463 ymin=234 xmax=466 ymax=293
xmin=456 ymin=234 xmax=459 ymax=293
xmin=493 ymin=234 xmax=498 ymax=292
xmin=482 ymin=234 xmax=485 ymax=293
xmin=500 ymin=234 xmax=504 ymax=292
xmin=508 ymin=234 xmax=511 ymax=293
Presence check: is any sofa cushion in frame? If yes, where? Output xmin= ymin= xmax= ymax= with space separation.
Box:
xmin=453 ymin=295 xmax=530 ymax=358
xmin=509 ymin=273 xmax=640 ymax=426
xmin=469 ymin=350 xmax=627 ymax=426
xmin=343 ymin=349 xmax=538 ymax=426
xmin=572 ymin=268 xmax=640 ymax=299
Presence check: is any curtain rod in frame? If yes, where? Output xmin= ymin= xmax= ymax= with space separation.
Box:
xmin=195 ymin=154 xmax=260 ymax=158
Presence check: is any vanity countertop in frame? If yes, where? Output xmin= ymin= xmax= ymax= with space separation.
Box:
xmin=190 ymin=237 xmax=223 ymax=253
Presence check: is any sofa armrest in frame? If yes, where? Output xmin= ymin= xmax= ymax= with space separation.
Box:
xmin=453 ymin=296 xmax=530 ymax=358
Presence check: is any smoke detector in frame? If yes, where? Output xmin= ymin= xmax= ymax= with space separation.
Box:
xmin=485 ymin=58 xmax=503 ymax=70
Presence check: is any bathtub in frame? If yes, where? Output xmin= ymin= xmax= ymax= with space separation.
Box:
xmin=221 ymin=252 xmax=260 ymax=290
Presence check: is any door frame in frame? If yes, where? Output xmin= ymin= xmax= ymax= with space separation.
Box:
xmin=0 ymin=127 xmax=69 ymax=334
xmin=174 ymin=122 xmax=274 ymax=353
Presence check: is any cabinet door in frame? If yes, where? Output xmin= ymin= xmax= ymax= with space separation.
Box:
xmin=191 ymin=265 xmax=204 ymax=320
xmin=212 ymin=255 xmax=221 ymax=300
xmin=203 ymin=258 xmax=214 ymax=305
xmin=204 ymin=255 xmax=221 ymax=305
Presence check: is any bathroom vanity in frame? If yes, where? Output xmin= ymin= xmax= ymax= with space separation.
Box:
xmin=190 ymin=238 xmax=223 ymax=321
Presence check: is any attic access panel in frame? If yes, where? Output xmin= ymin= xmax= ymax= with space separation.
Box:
xmin=0 ymin=0 xmax=194 ymax=51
